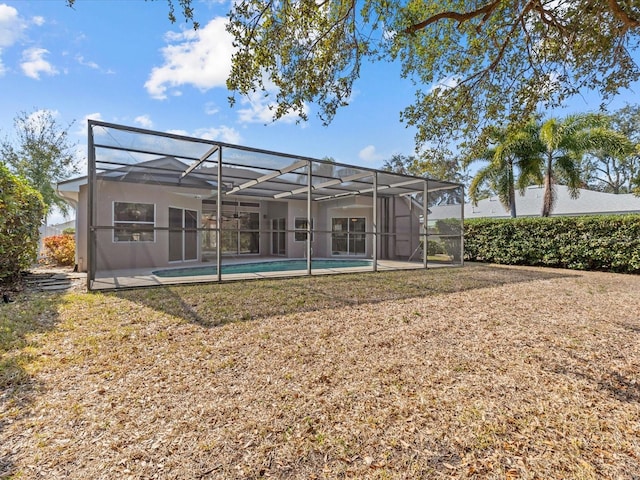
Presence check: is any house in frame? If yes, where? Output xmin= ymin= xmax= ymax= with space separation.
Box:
xmin=57 ymin=121 xmax=464 ymax=289
xmin=464 ymin=185 xmax=640 ymax=218
xmin=426 ymin=185 xmax=640 ymax=224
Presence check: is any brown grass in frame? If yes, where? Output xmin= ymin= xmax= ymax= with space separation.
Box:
xmin=1 ymin=264 xmax=639 ymax=478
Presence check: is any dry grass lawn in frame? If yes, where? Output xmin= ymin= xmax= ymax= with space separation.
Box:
xmin=1 ymin=264 xmax=639 ymax=479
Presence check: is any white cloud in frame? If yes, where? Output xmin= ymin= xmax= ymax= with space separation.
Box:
xmin=166 ymin=125 xmax=241 ymax=144
xmin=237 ymin=86 xmax=308 ymax=125
xmin=21 ymin=47 xmax=58 ymax=79
xmin=32 ymin=16 xmax=45 ymax=26
xmin=204 ymin=101 xmax=219 ymax=115
xmin=0 ymin=4 xmax=25 ymax=47
xmin=358 ymin=145 xmax=384 ymax=163
xmin=145 ymin=17 xmax=234 ymax=99
xmin=0 ymin=3 xmax=26 ymax=74
xmin=428 ymin=75 xmax=460 ymax=94
xmin=76 ymin=55 xmax=99 ymax=69
xmin=134 ymin=114 xmax=154 ymax=129
xmin=75 ymin=112 xmax=104 ymax=136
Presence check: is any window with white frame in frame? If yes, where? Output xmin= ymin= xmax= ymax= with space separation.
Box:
xmin=113 ymin=202 xmax=155 ymax=242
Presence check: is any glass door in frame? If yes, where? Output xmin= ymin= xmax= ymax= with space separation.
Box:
xmin=219 ymin=208 xmax=260 ymax=255
xmin=169 ymin=207 xmax=198 ymax=262
xmin=332 ymin=217 xmax=366 ymax=256
xmin=272 ymin=218 xmax=286 ymax=255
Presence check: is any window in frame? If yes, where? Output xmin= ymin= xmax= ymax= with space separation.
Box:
xmin=113 ymin=202 xmax=155 ymax=242
xmin=294 ymin=217 xmax=314 ymax=242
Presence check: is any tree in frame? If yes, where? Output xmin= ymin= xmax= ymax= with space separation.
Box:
xmin=538 ymin=114 xmax=631 ymax=216
xmin=581 ymin=105 xmax=640 ymax=193
xmin=382 ymin=152 xmax=466 ymax=208
xmin=466 ymin=119 xmax=543 ymax=218
xmin=222 ymin=0 xmax=638 ymax=153
xmin=65 ymin=1 xmax=639 ymax=158
xmin=580 ymin=109 xmax=637 ymax=193
xmin=0 ymin=110 xmax=79 ymax=220
xmin=615 ymin=106 xmax=640 ymax=193
xmin=0 ymin=164 xmax=46 ymax=280
xmin=382 ymin=151 xmax=465 ymax=184
xmin=67 ymin=0 xmax=199 ymax=28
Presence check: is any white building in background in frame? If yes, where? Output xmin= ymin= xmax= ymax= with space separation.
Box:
xmin=431 ymin=185 xmax=640 ymax=221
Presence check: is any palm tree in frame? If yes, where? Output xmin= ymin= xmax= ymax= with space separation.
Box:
xmin=539 ymin=114 xmax=633 ymax=216
xmin=467 ymin=120 xmax=543 ymax=218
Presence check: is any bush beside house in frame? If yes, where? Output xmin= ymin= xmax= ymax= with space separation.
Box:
xmin=43 ymin=234 xmax=76 ymax=266
xmin=0 ymin=164 xmax=46 ymax=281
xmin=465 ymin=215 xmax=640 ymax=274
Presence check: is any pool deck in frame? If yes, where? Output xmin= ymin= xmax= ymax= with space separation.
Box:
xmin=89 ymin=258 xmax=459 ymax=290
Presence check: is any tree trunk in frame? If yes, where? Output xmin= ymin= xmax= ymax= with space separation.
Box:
xmin=542 ymin=153 xmax=554 ymax=217
xmin=508 ymin=161 xmax=516 ymax=218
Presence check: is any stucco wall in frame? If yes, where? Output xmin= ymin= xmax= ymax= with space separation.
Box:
xmin=93 ymin=180 xmax=210 ymax=272
xmin=78 ymin=180 xmax=424 ymax=273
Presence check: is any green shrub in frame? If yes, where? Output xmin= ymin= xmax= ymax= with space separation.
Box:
xmin=0 ymin=164 xmax=46 ymax=281
xmin=435 ymin=219 xmax=463 ymax=261
xmin=62 ymin=227 xmax=75 ymax=235
xmin=464 ymin=215 xmax=640 ymax=274
xmin=43 ymin=234 xmax=75 ymax=266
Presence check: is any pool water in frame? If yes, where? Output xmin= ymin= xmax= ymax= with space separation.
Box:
xmin=152 ymin=259 xmax=372 ymax=277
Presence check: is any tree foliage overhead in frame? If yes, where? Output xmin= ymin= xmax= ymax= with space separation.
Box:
xmin=66 ymin=1 xmax=639 ymax=155
xmin=224 ymin=0 xmax=639 ymax=151
xmin=67 ymin=0 xmax=200 ymax=28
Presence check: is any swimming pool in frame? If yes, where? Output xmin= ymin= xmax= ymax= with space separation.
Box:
xmin=152 ymin=259 xmax=373 ymax=277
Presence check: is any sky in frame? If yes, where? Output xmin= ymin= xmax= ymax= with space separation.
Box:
xmin=1 ymin=0 xmax=639 ymax=224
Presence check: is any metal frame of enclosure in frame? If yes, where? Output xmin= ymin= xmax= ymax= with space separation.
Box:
xmin=83 ymin=121 xmax=463 ymax=290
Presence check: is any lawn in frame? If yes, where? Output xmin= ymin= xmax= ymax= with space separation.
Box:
xmin=1 ymin=264 xmax=639 ymax=479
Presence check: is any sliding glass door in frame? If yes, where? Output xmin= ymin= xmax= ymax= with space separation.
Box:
xmin=331 ymin=217 xmax=366 ymax=256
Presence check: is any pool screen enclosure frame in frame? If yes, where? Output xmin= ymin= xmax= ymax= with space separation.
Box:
xmin=84 ymin=121 xmax=464 ymax=290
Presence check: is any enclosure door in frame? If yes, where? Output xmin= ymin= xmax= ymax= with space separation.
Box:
xmin=169 ymin=207 xmax=198 ymax=262
xmin=272 ymin=218 xmax=286 ymax=256
xmin=331 ymin=217 xmax=366 ymax=256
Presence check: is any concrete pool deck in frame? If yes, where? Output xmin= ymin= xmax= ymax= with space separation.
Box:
xmin=89 ymin=258 xmax=459 ymax=290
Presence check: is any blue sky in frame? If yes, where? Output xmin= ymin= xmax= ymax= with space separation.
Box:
xmin=1 ymin=1 xmax=638 ymax=224
xmin=0 ymin=1 xmax=417 ymax=170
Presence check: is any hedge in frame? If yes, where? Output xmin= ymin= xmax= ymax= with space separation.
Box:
xmin=464 ymin=215 xmax=640 ymax=274
xmin=0 ymin=164 xmax=46 ymax=281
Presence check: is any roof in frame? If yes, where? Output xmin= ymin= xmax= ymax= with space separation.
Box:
xmin=465 ymin=185 xmax=640 ymax=218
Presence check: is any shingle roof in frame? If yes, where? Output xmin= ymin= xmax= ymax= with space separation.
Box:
xmin=466 ymin=185 xmax=640 ymax=218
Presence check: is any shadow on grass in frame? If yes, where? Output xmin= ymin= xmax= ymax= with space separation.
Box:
xmin=551 ymin=349 xmax=640 ymax=404
xmin=0 ymin=285 xmax=66 ymax=478
xmin=108 ymin=264 xmax=575 ymax=328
